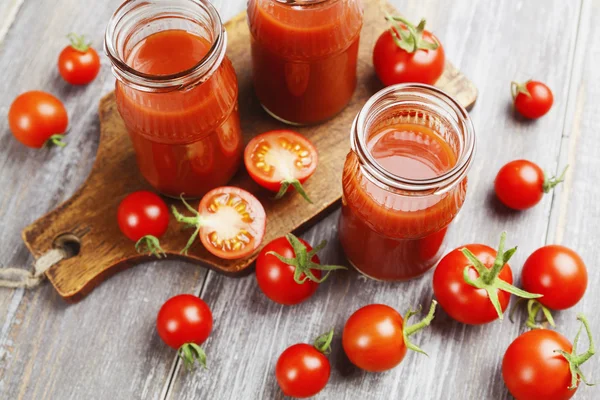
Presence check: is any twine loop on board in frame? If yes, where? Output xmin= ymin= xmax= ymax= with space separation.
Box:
xmin=0 ymin=248 xmax=66 ymax=288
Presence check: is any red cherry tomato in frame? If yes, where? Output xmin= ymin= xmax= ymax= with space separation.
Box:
xmin=156 ymin=294 xmax=213 ymax=369
xmin=255 ymin=234 xmax=345 ymax=305
xmin=58 ymin=33 xmax=101 ymax=85
xmin=244 ymin=130 xmax=318 ymax=203
xmin=373 ymin=17 xmax=445 ymax=86
xmin=8 ymin=91 xmax=68 ymax=148
xmin=495 ymin=160 xmax=567 ymax=210
xmin=342 ymin=302 xmax=437 ymax=372
xmin=502 ymin=315 xmax=595 ymax=400
xmin=433 ymin=233 xmax=540 ymax=324
xmin=275 ymin=330 xmax=333 ymax=398
xmin=173 ymin=187 xmax=266 ymax=260
xmin=522 ymin=245 xmax=587 ymax=310
xmin=511 ymin=80 xmax=553 ymax=119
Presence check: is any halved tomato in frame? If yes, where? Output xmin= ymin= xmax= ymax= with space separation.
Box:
xmin=244 ymin=130 xmax=318 ymax=203
xmin=172 ymin=187 xmax=266 ymax=260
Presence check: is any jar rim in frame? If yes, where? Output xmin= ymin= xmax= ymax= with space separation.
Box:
xmin=273 ymin=0 xmax=336 ymax=6
xmin=104 ymin=0 xmax=226 ymax=92
xmin=352 ymin=83 xmax=476 ymax=194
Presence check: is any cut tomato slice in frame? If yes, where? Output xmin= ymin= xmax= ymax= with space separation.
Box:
xmin=244 ymin=130 xmax=318 ymax=203
xmin=173 ymin=187 xmax=266 ymax=260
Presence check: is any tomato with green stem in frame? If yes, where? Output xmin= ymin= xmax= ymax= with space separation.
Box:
xmin=172 ymin=187 xmax=266 ymax=260
xmin=8 ymin=91 xmax=68 ymax=148
xmin=342 ymin=301 xmax=437 ymax=372
xmin=244 ymin=130 xmax=317 ymax=203
xmin=276 ymin=329 xmax=334 ymax=398
xmin=117 ymin=191 xmax=169 ymax=258
xmin=373 ymin=15 xmax=445 ymax=86
xmin=495 ymin=160 xmax=568 ymax=210
xmin=511 ymin=80 xmax=553 ymax=119
xmin=516 ymin=245 xmax=588 ymax=329
xmin=255 ymin=234 xmax=346 ymax=305
xmin=432 ymin=232 xmax=541 ymax=325
xmin=58 ymin=33 xmax=101 ymax=85
xmin=156 ymin=294 xmax=213 ymax=370
xmin=502 ymin=314 xmax=595 ymax=400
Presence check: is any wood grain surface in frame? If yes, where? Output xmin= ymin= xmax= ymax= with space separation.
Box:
xmin=1 ymin=0 xmax=598 ymax=399
xmin=21 ymin=0 xmax=476 ymax=302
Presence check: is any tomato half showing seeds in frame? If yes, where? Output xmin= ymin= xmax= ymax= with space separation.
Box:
xmin=342 ymin=301 xmax=437 ymax=372
xmin=511 ymin=80 xmax=553 ymax=119
xmin=172 ymin=187 xmax=266 ymax=260
xmin=494 ymin=160 xmax=568 ymax=210
xmin=373 ymin=16 xmax=445 ymax=86
xmin=276 ymin=329 xmax=333 ymax=398
xmin=433 ymin=232 xmax=541 ymax=325
xmin=157 ymin=294 xmax=213 ymax=370
xmin=117 ymin=191 xmax=169 ymax=258
xmin=58 ymin=33 xmax=101 ymax=85
xmin=502 ymin=314 xmax=595 ymax=400
xmin=256 ymin=234 xmax=346 ymax=305
xmin=8 ymin=91 xmax=69 ymax=148
xmin=244 ymin=130 xmax=318 ymax=203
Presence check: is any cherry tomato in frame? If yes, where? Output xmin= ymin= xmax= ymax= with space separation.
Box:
xmin=173 ymin=187 xmax=266 ymax=260
xmin=433 ymin=233 xmax=540 ymax=325
xmin=8 ymin=91 xmax=68 ymax=148
xmin=156 ymin=294 xmax=213 ymax=369
xmin=373 ymin=16 xmax=445 ymax=86
xmin=522 ymin=245 xmax=587 ymax=310
xmin=511 ymin=80 xmax=553 ymax=119
xmin=58 ymin=33 xmax=101 ymax=85
xmin=502 ymin=315 xmax=595 ymax=400
xmin=255 ymin=234 xmax=345 ymax=305
xmin=342 ymin=302 xmax=437 ymax=372
xmin=244 ymin=130 xmax=318 ymax=203
xmin=276 ymin=330 xmax=333 ymax=398
xmin=495 ymin=160 xmax=567 ymax=210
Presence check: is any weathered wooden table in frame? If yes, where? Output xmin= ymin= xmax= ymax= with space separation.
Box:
xmin=1 ymin=0 xmax=598 ymax=399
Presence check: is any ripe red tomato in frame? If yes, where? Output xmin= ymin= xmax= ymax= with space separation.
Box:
xmin=495 ymin=160 xmax=567 ymax=210
xmin=275 ymin=330 xmax=333 ymax=398
xmin=511 ymin=80 xmax=553 ymax=119
xmin=8 ymin=91 xmax=68 ymax=148
xmin=433 ymin=233 xmax=540 ymax=324
xmin=244 ymin=130 xmax=318 ymax=203
xmin=117 ymin=191 xmax=169 ymax=257
xmin=173 ymin=187 xmax=266 ymax=260
xmin=373 ymin=16 xmax=445 ymax=86
xmin=255 ymin=234 xmax=345 ymax=305
xmin=522 ymin=245 xmax=587 ymax=310
xmin=342 ymin=302 xmax=437 ymax=372
xmin=156 ymin=294 xmax=213 ymax=369
xmin=58 ymin=33 xmax=101 ymax=85
xmin=502 ymin=315 xmax=595 ymax=400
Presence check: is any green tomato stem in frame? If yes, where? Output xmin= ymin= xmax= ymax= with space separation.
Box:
xmin=402 ymin=300 xmax=437 ymax=356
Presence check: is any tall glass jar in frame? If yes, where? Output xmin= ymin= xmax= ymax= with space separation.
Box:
xmin=247 ymin=0 xmax=363 ymax=125
xmin=105 ymin=0 xmax=243 ymax=198
xmin=339 ymin=84 xmax=476 ymax=281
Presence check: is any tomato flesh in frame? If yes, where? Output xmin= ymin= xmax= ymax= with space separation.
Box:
xmin=276 ymin=343 xmax=330 ymax=398
xmin=244 ymin=130 xmax=317 ymax=193
xmin=198 ymin=187 xmax=266 ymax=260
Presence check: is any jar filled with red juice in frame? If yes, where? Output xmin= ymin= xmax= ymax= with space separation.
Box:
xmin=339 ymin=84 xmax=476 ymax=281
xmin=105 ymin=0 xmax=243 ymax=198
xmin=247 ymin=0 xmax=363 ymax=125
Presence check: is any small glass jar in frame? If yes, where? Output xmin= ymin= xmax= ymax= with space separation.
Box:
xmin=105 ymin=0 xmax=243 ymax=198
xmin=339 ymin=84 xmax=476 ymax=281
xmin=247 ymin=0 xmax=363 ymax=125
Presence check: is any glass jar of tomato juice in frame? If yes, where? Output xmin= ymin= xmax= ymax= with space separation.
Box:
xmin=105 ymin=0 xmax=243 ymax=198
xmin=247 ymin=0 xmax=363 ymax=125
xmin=339 ymin=84 xmax=476 ymax=281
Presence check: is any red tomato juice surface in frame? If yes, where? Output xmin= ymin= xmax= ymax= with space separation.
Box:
xmin=339 ymin=123 xmax=465 ymax=280
xmin=115 ymin=30 xmax=242 ymax=198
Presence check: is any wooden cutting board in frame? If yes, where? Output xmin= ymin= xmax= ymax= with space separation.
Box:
xmin=22 ymin=0 xmax=477 ymax=302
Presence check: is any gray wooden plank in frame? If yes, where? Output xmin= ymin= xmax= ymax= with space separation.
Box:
xmin=166 ymin=1 xmax=596 ymax=399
